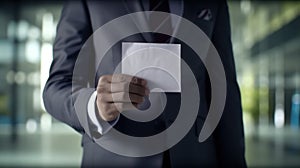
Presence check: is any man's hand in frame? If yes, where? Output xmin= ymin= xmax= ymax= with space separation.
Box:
xmin=96 ymin=74 xmax=149 ymax=121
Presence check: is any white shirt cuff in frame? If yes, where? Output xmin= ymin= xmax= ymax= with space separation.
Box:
xmin=87 ymin=91 xmax=119 ymax=135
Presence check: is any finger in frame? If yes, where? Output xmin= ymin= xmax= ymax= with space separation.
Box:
xmin=97 ymin=82 xmax=110 ymax=93
xmin=100 ymin=74 xmax=147 ymax=86
xmin=98 ymin=92 xmax=144 ymax=104
xmin=129 ymin=76 xmax=147 ymax=86
xmin=98 ymin=74 xmax=114 ymax=83
xmin=97 ymin=82 xmax=149 ymax=96
xmin=112 ymin=92 xmax=144 ymax=104
xmin=128 ymin=83 xmax=150 ymax=96
xmin=110 ymin=82 xmax=149 ymax=96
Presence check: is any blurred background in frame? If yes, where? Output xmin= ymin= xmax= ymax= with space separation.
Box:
xmin=0 ymin=0 xmax=299 ymax=167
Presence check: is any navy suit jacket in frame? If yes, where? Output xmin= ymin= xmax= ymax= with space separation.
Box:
xmin=43 ymin=0 xmax=246 ymax=167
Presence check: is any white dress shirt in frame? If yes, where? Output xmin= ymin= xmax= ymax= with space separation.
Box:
xmin=87 ymin=91 xmax=119 ymax=134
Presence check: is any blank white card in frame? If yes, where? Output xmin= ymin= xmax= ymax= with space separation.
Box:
xmin=122 ymin=42 xmax=181 ymax=92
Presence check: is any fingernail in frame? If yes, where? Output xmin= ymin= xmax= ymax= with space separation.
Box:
xmin=132 ymin=77 xmax=138 ymax=83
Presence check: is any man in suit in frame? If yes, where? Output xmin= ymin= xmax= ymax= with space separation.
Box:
xmin=43 ymin=0 xmax=246 ymax=167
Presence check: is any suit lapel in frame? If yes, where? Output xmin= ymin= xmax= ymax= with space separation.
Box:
xmin=122 ymin=0 xmax=153 ymax=42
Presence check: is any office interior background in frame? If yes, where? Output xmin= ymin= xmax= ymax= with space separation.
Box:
xmin=0 ymin=0 xmax=299 ymax=167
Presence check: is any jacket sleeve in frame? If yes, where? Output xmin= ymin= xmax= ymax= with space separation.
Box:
xmin=211 ymin=1 xmax=247 ymax=166
xmin=43 ymin=0 xmax=95 ymax=134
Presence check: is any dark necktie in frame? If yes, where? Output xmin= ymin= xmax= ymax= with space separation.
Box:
xmin=149 ymin=0 xmax=173 ymax=43
xmin=149 ymin=1 xmax=173 ymax=167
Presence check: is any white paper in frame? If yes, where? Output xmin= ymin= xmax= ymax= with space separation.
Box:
xmin=122 ymin=42 xmax=181 ymax=92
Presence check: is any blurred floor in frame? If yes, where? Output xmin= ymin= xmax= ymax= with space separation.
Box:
xmin=245 ymin=126 xmax=300 ymax=167
xmin=0 ymin=124 xmax=299 ymax=167
xmin=0 ymin=124 xmax=82 ymax=167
